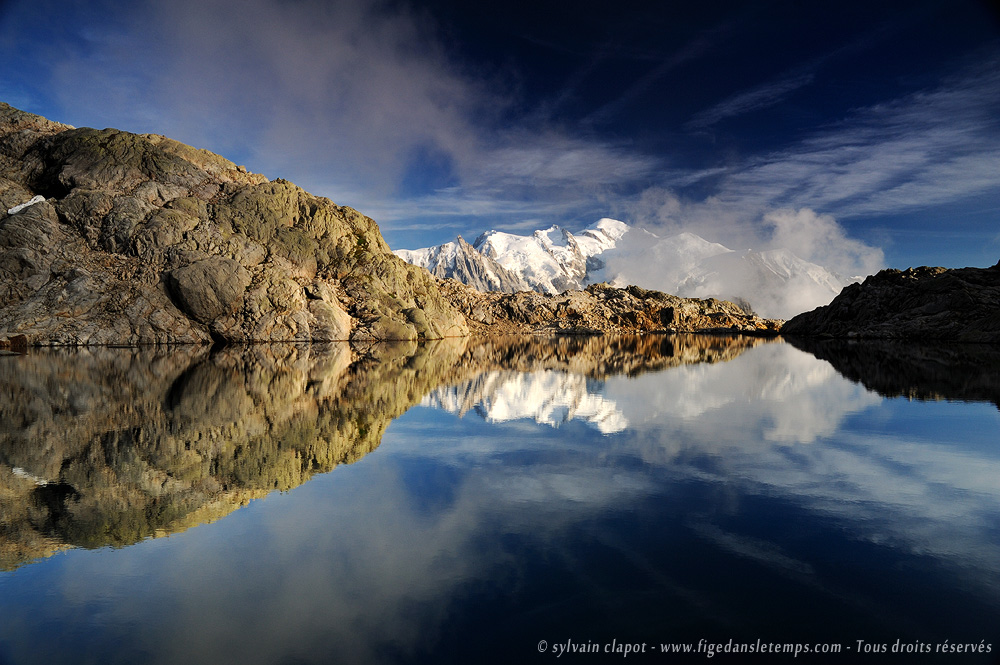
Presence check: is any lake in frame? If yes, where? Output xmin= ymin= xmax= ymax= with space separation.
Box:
xmin=0 ymin=335 xmax=998 ymax=664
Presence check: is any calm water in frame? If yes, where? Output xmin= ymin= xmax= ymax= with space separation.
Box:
xmin=0 ymin=336 xmax=998 ymax=664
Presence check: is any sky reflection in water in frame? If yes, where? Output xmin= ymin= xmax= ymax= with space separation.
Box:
xmin=0 ymin=338 xmax=997 ymax=664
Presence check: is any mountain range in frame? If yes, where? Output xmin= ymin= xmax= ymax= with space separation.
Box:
xmin=395 ymin=219 xmax=857 ymax=319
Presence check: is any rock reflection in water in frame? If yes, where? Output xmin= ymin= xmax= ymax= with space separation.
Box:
xmin=0 ymin=339 xmax=462 ymax=569
xmin=0 ymin=334 xmax=768 ymax=570
xmin=425 ymin=334 xmax=770 ymax=433
xmin=787 ymin=337 xmax=1000 ymax=408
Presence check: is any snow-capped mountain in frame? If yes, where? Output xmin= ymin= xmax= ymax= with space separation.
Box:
xmin=394 ymin=219 xmax=857 ymax=319
xmin=396 ymin=218 xmax=628 ymax=295
xmin=473 ymin=218 xmax=628 ymax=294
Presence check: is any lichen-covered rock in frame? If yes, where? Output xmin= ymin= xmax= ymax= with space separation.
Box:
xmin=782 ymin=263 xmax=1000 ymax=342
xmin=0 ymin=102 xmax=468 ymax=345
xmin=168 ymin=257 xmax=251 ymax=324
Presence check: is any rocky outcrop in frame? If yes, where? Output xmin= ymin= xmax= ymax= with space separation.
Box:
xmin=0 ymin=102 xmax=467 ymax=345
xmin=782 ymin=263 xmax=1000 ymax=343
xmin=440 ymin=280 xmax=782 ymax=336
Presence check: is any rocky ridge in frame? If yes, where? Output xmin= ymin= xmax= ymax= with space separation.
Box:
xmin=439 ymin=280 xmax=782 ymax=336
xmin=782 ymin=263 xmax=1000 ymax=343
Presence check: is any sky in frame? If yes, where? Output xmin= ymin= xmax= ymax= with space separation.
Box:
xmin=1 ymin=0 xmax=998 ymax=273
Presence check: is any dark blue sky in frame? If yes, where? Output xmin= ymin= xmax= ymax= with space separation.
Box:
xmin=1 ymin=0 xmax=998 ymax=273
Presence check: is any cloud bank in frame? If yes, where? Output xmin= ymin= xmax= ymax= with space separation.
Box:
xmin=602 ymin=188 xmax=884 ymax=318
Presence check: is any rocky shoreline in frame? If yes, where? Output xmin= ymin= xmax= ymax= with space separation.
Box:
xmin=0 ymin=102 xmax=779 ymax=347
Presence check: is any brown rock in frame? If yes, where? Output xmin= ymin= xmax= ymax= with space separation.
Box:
xmin=438 ymin=279 xmax=782 ymax=337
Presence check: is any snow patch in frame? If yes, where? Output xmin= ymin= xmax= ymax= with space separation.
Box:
xmin=6 ymin=195 xmax=45 ymax=215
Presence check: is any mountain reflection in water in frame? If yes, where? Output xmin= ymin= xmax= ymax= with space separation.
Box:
xmin=0 ymin=335 xmax=998 ymax=665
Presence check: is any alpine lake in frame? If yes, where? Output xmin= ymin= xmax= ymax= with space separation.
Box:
xmin=1 ymin=334 xmax=998 ymax=664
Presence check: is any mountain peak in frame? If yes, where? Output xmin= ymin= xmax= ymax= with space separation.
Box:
xmin=395 ymin=234 xmax=533 ymax=293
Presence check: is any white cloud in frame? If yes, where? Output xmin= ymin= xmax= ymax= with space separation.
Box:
xmin=6 ymin=0 xmax=661 ymax=227
xmin=763 ymin=207 xmax=883 ymax=277
xmin=9 ymin=0 xmax=500 ymax=205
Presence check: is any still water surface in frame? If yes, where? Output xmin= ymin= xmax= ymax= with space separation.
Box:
xmin=0 ymin=336 xmax=998 ymax=664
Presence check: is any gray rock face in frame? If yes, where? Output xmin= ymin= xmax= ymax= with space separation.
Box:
xmin=0 ymin=102 xmax=468 ymax=345
xmin=782 ymin=263 xmax=1000 ymax=343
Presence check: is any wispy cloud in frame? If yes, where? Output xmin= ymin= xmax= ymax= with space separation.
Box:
xmin=685 ymin=71 xmax=816 ymax=130
xmin=2 ymin=0 xmax=664 ymax=236
xmin=710 ymin=54 xmax=1000 ymax=218
xmin=6 ymin=0 xmax=501 ymax=201
xmin=583 ymin=15 xmax=744 ymax=125
xmin=613 ymin=50 xmax=1000 ymax=255
xmin=374 ymin=133 xmax=661 ymax=231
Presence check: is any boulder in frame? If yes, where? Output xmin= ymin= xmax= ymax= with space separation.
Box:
xmin=168 ymin=257 xmax=251 ymax=324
